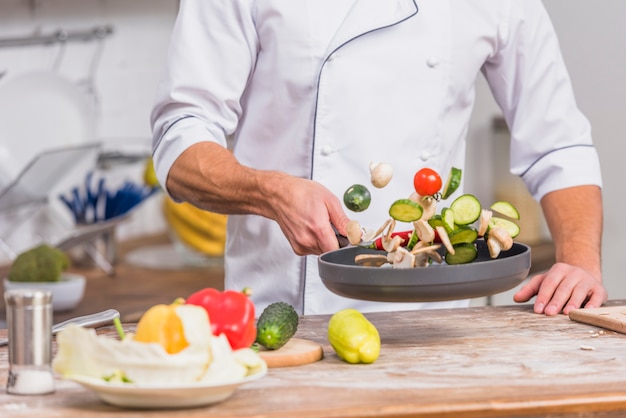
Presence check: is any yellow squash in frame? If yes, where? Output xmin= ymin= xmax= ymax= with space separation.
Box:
xmin=328 ymin=308 xmax=380 ymax=364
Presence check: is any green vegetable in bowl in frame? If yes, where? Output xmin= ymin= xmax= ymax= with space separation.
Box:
xmin=8 ymin=244 xmax=70 ymax=282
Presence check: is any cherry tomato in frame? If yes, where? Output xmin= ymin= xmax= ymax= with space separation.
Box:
xmin=413 ymin=168 xmax=442 ymax=196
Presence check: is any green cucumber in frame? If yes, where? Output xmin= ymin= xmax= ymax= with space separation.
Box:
xmin=490 ymin=201 xmax=520 ymax=220
xmin=389 ymin=199 xmax=423 ymax=222
xmin=444 ymin=243 xmax=478 ymax=265
xmin=256 ymin=302 xmax=299 ymax=350
xmin=406 ymin=229 xmax=419 ymax=251
xmin=441 ymin=167 xmax=462 ymax=200
xmin=441 ymin=207 xmax=456 ymax=232
xmin=488 ymin=217 xmax=521 ymax=238
xmin=448 ymin=226 xmax=478 ymax=246
xmin=450 ymin=194 xmax=481 ymax=225
xmin=343 ymin=184 xmax=371 ymax=212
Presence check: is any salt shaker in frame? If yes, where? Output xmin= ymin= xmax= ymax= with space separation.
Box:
xmin=4 ymin=288 xmax=55 ymax=395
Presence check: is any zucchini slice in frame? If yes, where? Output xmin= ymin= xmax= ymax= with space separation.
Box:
xmin=490 ymin=201 xmax=521 ymax=220
xmin=444 ymin=243 xmax=478 ymax=265
xmin=488 ymin=216 xmax=520 ymax=238
xmin=441 ymin=167 xmax=462 ymax=200
xmin=448 ymin=226 xmax=479 ymax=246
xmin=450 ymin=194 xmax=481 ymax=225
xmin=389 ymin=199 xmax=423 ymax=222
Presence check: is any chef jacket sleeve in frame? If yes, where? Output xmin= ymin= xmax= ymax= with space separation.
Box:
xmin=481 ymin=0 xmax=602 ymax=202
xmin=150 ymin=0 xmax=258 ymax=194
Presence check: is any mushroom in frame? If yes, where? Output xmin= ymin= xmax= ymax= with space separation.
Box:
xmin=435 ymin=226 xmax=455 ymax=255
xmin=418 ymin=196 xmax=437 ymax=221
xmin=381 ymin=219 xmax=404 ymax=252
xmin=413 ymin=219 xmax=436 ymax=243
xmin=411 ymin=244 xmax=443 ymax=264
xmin=477 ymin=209 xmax=493 ymax=237
xmin=362 ymin=219 xmax=391 ymax=242
xmin=369 ymin=162 xmax=393 ymax=188
xmin=486 ymin=226 xmax=513 ymax=258
xmin=391 ymin=247 xmax=416 ymax=269
xmin=346 ymin=220 xmax=364 ymax=245
xmin=355 ymin=254 xmax=389 ymax=267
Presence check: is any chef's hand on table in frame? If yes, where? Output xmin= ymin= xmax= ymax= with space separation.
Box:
xmin=166 ymin=141 xmax=350 ymax=256
xmin=513 ymin=185 xmax=607 ymax=315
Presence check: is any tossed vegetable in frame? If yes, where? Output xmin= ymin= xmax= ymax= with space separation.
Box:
xmin=256 ymin=302 xmax=299 ymax=350
xmin=186 ymin=287 xmax=257 ymax=349
xmin=328 ymin=309 xmax=380 ymax=364
xmin=413 ymin=167 xmax=442 ymax=197
xmin=344 ymin=166 xmax=521 ymax=267
xmin=369 ymin=162 xmax=393 ymax=188
xmin=343 ymin=184 xmax=372 ymax=212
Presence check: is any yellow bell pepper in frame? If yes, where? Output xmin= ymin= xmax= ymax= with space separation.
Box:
xmin=134 ymin=299 xmax=189 ymax=354
xmin=328 ymin=308 xmax=380 ymax=364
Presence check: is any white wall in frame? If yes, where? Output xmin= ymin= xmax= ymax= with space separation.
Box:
xmin=1 ymin=0 xmax=624 ymax=301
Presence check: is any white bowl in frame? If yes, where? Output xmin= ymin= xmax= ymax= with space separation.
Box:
xmin=3 ymin=272 xmax=86 ymax=312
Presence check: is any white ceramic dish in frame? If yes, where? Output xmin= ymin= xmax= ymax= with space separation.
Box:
xmin=67 ymin=369 xmax=267 ymax=409
xmin=0 ymin=71 xmax=95 ymax=179
xmin=3 ymin=272 xmax=86 ymax=312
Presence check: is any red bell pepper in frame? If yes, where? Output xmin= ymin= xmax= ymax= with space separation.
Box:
xmin=186 ymin=288 xmax=256 ymax=350
xmin=366 ymin=230 xmax=413 ymax=250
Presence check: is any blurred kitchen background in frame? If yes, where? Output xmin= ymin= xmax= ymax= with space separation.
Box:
xmin=0 ymin=1 xmax=624 ymax=303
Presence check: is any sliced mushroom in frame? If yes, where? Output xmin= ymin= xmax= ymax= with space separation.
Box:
xmin=346 ymin=220 xmax=364 ymax=245
xmin=486 ymin=226 xmax=513 ymax=258
xmin=418 ymin=196 xmax=437 ymax=221
xmin=413 ymin=219 xmax=436 ymax=243
xmin=391 ymin=247 xmax=416 ymax=269
xmin=362 ymin=219 xmax=391 ymax=242
xmin=382 ymin=234 xmax=404 ymax=253
xmin=435 ymin=226 xmax=455 ymax=255
xmin=355 ymin=254 xmax=389 ymax=267
xmin=411 ymin=244 xmax=443 ymax=264
xmin=369 ymin=162 xmax=394 ymax=188
xmin=477 ymin=209 xmax=493 ymax=237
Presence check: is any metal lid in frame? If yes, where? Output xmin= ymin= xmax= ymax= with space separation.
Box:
xmin=4 ymin=288 xmax=52 ymax=307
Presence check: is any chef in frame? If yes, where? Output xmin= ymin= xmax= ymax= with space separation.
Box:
xmin=151 ymin=0 xmax=605 ymax=315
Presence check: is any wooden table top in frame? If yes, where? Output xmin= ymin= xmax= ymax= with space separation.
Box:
xmin=1 ymin=301 xmax=626 ymax=417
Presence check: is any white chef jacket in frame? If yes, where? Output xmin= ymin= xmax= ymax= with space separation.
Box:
xmin=151 ymin=0 xmax=602 ymax=315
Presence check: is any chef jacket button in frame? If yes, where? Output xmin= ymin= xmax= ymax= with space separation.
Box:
xmin=426 ymin=57 xmax=440 ymax=68
xmin=419 ymin=150 xmax=431 ymax=161
xmin=321 ymin=145 xmax=336 ymax=156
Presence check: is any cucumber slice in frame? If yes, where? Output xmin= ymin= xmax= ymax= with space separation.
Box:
xmin=441 ymin=167 xmax=462 ymax=200
xmin=428 ymin=214 xmax=444 ymax=229
xmin=490 ymin=201 xmax=521 ymax=220
xmin=448 ymin=226 xmax=478 ymax=246
xmin=441 ymin=207 xmax=456 ymax=232
xmin=488 ymin=216 xmax=520 ymax=238
xmin=343 ymin=184 xmax=371 ymax=212
xmin=450 ymin=194 xmax=481 ymax=225
xmin=444 ymin=243 xmax=478 ymax=265
xmin=389 ymin=199 xmax=423 ymax=222
xmin=406 ymin=229 xmax=419 ymax=251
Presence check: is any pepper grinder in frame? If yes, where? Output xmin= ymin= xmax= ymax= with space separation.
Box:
xmin=4 ymin=288 xmax=55 ymax=395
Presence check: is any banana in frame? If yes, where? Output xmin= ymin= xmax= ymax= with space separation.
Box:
xmin=163 ymin=198 xmax=227 ymax=256
xmin=163 ymin=198 xmax=227 ymax=237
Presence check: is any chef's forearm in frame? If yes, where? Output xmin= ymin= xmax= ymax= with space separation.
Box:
xmin=166 ymin=141 xmax=289 ymax=219
xmin=540 ymin=185 xmax=603 ymax=280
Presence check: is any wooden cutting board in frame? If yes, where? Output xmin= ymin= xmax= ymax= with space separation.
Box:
xmin=569 ymin=305 xmax=626 ymax=334
xmin=258 ymin=338 xmax=323 ymax=368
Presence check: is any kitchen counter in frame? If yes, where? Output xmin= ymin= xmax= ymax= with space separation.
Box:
xmin=1 ymin=301 xmax=626 ymax=417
